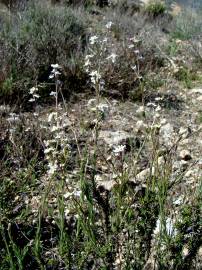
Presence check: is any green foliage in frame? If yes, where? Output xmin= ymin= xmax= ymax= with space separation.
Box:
xmin=167 ymin=39 xmax=180 ymax=57
xmin=145 ymin=0 xmax=166 ymax=17
xmin=0 ymin=1 xmax=87 ymax=101
xmin=1 ymin=76 xmax=14 ymax=97
xmin=198 ymin=112 xmax=202 ymax=124
xmin=174 ymin=66 xmax=198 ymax=89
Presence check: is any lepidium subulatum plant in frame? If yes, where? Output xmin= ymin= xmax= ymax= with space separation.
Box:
xmin=73 ymin=23 xmax=154 ymax=268
xmin=26 ymin=64 xmax=82 ymax=267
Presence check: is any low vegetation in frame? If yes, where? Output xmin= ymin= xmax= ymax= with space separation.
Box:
xmin=0 ymin=0 xmax=201 ymax=269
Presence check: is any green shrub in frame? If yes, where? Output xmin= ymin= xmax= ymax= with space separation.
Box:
xmin=174 ymin=66 xmax=198 ymax=89
xmin=145 ymin=0 xmax=166 ymax=18
xmin=0 ymin=1 xmax=87 ymax=103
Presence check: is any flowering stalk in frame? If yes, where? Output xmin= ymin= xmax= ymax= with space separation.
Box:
xmin=49 ymin=64 xmax=62 ymax=128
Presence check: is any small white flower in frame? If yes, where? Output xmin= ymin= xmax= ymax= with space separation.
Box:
xmin=54 ymin=70 xmax=61 ymax=76
xmin=51 ymin=64 xmax=62 ymax=69
xmin=134 ymin=50 xmax=140 ymax=54
xmin=97 ymin=103 xmax=109 ymax=114
xmin=50 ymin=91 xmax=57 ymax=97
xmin=155 ymin=97 xmax=163 ymax=101
xmin=106 ymin=53 xmax=117 ymax=63
xmin=48 ymin=112 xmax=57 ymax=122
xmin=113 ymin=145 xmax=126 ymax=155
xmin=155 ymin=105 xmax=161 ymax=112
xmin=130 ymin=37 xmax=141 ymax=43
xmin=50 ymin=125 xmax=60 ymax=132
xmin=173 ymin=197 xmax=183 ymax=206
xmin=147 ymin=102 xmax=157 ymax=108
xmin=47 ymin=161 xmax=58 ymax=176
xmin=44 ymin=147 xmax=55 ymax=154
xmin=89 ymin=35 xmax=98 ymax=45
xmin=105 ymin=21 xmax=113 ymax=29
xmin=49 ymin=74 xmax=54 ymax=79
xmin=29 ymin=87 xmax=38 ymax=95
xmin=64 ymin=192 xmax=72 ymax=199
xmin=73 ymin=190 xmax=81 ymax=197
xmin=84 ymin=58 xmax=91 ymax=67
xmin=85 ymin=54 xmax=94 ymax=59
xmin=128 ymin=44 xmax=135 ymax=49
xmin=33 ymin=94 xmax=40 ymax=99
xmin=64 ymin=208 xmax=70 ymax=217
xmin=49 ymin=64 xmax=62 ymax=79
xmin=29 ymin=98 xmax=36 ymax=103
xmin=131 ymin=65 xmax=137 ymax=71
xmin=89 ymin=70 xmax=101 ymax=84
xmin=7 ymin=113 xmax=19 ymax=123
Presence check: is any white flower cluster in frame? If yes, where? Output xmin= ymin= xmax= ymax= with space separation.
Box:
xmin=49 ymin=64 xmax=62 ymax=79
xmin=113 ymin=145 xmax=126 ymax=156
xmin=105 ymin=21 xmax=113 ymax=29
xmin=89 ymin=35 xmax=98 ymax=45
xmin=43 ymin=111 xmax=70 ymax=176
xmin=89 ymin=70 xmax=101 ymax=85
xmin=42 ymin=109 xmax=83 ymax=219
xmin=85 ymin=26 xmax=118 ymax=90
xmin=29 ymin=86 xmax=40 ymax=103
xmin=7 ymin=112 xmax=20 ymax=123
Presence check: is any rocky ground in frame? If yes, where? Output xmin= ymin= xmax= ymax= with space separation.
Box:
xmin=1 ymin=74 xmax=201 ymax=268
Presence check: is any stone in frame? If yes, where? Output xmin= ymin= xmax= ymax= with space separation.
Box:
xmin=159 ymin=123 xmax=175 ymax=147
xmin=136 ymin=168 xmax=154 ymax=181
xmin=95 ymin=174 xmax=116 ymax=191
xmin=134 ymin=156 xmax=164 ymax=181
xmin=197 ymin=96 xmax=202 ymax=101
xmin=99 ymin=130 xmax=135 ymax=147
xmin=97 ymin=180 xmax=116 ymax=191
xmin=190 ymin=88 xmax=202 ymax=95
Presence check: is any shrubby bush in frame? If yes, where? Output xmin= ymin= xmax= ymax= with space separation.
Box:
xmin=85 ymin=10 xmax=167 ymax=100
xmin=0 ymin=1 xmax=87 ymax=103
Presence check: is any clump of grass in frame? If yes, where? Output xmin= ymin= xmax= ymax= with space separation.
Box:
xmin=145 ymin=0 xmax=166 ymax=18
xmin=174 ymin=66 xmax=198 ymax=89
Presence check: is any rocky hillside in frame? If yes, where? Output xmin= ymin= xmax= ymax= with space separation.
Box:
xmin=0 ymin=1 xmax=201 ymax=269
